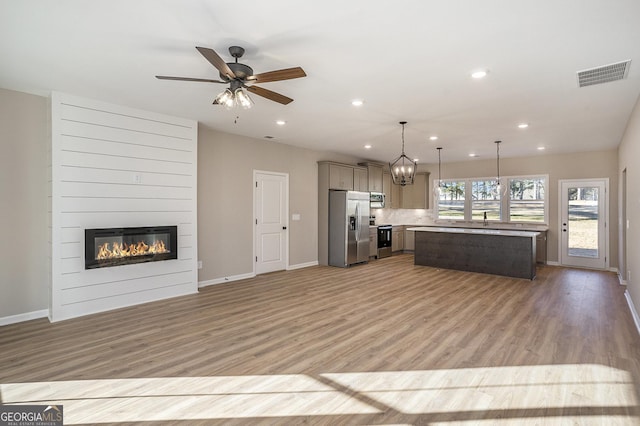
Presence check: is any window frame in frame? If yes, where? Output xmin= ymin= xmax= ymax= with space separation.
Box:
xmin=435 ymin=174 xmax=548 ymax=225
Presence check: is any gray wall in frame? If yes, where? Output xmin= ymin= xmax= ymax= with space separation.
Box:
xmin=618 ymin=94 xmax=640 ymax=315
xmin=419 ymin=149 xmax=619 ymax=266
xmin=0 ymin=88 xmax=48 ymax=319
xmin=197 ymin=125 xmax=360 ymax=282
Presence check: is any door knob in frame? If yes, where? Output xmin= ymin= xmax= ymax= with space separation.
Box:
xmin=282 ymin=226 xmax=287 ymax=230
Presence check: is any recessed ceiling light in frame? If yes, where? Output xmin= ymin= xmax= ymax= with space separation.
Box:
xmin=430 ymin=136 xmax=438 ymax=141
xmin=471 ymin=70 xmax=488 ymax=79
xmin=364 ymin=144 xmax=372 ymax=149
xmin=518 ymin=123 xmax=529 ymax=129
xmin=537 ymin=146 xmax=546 ymax=150
xmin=276 ymin=120 xmax=286 ymax=126
xmin=351 ymin=99 xmax=364 ymax=106
xmin=469 ymin=153 xmax=478 ymax=157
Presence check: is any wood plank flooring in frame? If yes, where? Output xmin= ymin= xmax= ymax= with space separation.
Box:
xmin=1 ymin=254 xmax=640 ymax=425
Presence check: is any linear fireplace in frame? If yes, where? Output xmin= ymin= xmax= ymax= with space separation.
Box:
xmin=85 ymin=226 xmax=178 ymax=269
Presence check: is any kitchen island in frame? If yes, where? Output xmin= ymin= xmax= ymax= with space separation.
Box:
xmin=407 ymin=227 xmax=540 ymax=279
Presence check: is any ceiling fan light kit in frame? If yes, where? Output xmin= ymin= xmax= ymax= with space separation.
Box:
xmin=389 ymin=121 xmax=417 ymax=186
xmin=156 ymin=45 xmax=306 ymax=108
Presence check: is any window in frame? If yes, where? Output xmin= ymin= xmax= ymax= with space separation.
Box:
xmin=436 ymin=175 xmax=547 ymax=224
xmin=471 ymin=179 xmax=500 ymax=221
xmin=509 ymin=177 xmax=546 ymax=222
xmin=438 ymin=180 xmax=465 ymax=220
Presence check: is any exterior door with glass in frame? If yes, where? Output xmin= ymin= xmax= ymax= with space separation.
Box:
xmin=559 ymin=179 xmax=607 ymax=269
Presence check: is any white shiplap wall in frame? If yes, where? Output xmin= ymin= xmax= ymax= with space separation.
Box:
xmin=49 ymin=93 xmax=198 ymax=321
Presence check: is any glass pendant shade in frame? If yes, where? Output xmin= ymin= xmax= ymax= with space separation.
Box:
xmin=495 ymin=140 xmax=502 ymax=196
xmin=214 ymin=87 xmax=254 ymax=109
xmin=215 ymin=89 xmax=235 ymax=109
xmin=235 ymin=88 xmax=254 ymax=109
xmin=436 ymin=147 xmax=443 ymax=195
xmin=389 ymin=121 xmax=416 ymax=186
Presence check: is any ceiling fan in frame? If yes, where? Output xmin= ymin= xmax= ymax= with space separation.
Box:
xmin=156 ymin=46 xmax=306 ymax=107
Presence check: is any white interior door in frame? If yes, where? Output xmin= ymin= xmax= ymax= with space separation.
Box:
xmin=559 ymin=179 xmax=607 ymax=269
xmin=255 ymin=171 xmax=288 ymax=274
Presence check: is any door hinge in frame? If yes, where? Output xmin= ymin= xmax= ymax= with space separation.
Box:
xmin=256 ymin=219 xmax=258 ymax=225
xmin=256 ymin=181 xmax=258 ymax=188
xmin=256 ymin=256 xmax=258 ymax=262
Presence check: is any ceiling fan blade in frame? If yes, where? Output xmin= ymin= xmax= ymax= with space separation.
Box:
xmin=246 ymin=85 xmax=294 ymax=105
xmin=156 ymin=75 xmax=226 ymax=83
xmin=249 ymin=67 xmax=307 ymax=83
xmin=196 ymin=46 xmax=236 ymax=79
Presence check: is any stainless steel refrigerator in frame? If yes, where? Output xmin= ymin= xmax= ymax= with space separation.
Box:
xmin=329 ymin=190 xmax=370 ymax=267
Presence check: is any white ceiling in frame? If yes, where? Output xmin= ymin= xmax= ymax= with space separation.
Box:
xmin=2 ymin=0 xmax=640 ymax=164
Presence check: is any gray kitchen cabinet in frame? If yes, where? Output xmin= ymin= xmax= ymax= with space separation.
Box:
xmin=359 ymin=162 xmax=384 ymax=193
xmin=401 ymin=172 xmax=429 ymax=209
xmin=404 ymin=229 xmax=415 ymax=251
xmin=328 ymin=162 xmax=354 ymax=190
xmin=369 ymin=227 xmax=378 ymax=258
xmin=353 ymin=166 xmax=368 ymax=192
xmin=536 ymin=231 xmax=547 ymax=264
xmin=392 ymin=226 xmax=404 ymax=252
xmin=383 ymin=172 xmax=401 ymax=209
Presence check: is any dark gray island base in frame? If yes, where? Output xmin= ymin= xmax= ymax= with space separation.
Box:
xmin=408 ymin=227 xmax=539 ymax=280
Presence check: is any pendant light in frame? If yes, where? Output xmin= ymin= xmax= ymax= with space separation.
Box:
xmin=495 ymin=140 xmax=502 ymax=196
xmin=436 ymin=147 xmax=443 ymax=195
xmin=389 ymin=121 xmax=417 ymax=186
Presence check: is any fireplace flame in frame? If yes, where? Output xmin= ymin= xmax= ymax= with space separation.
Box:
xmin=96 ymin=240 xmax=169 ymax=260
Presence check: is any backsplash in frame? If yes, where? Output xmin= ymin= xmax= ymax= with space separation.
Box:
xmin=373 ymin=208 xmax=436 ymax=226
xmin=373 ymin=208 xmax=549 ymax=231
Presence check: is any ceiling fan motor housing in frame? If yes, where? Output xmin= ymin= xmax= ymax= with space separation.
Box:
xmin=221 ymin=62 xmax=254 ymax=81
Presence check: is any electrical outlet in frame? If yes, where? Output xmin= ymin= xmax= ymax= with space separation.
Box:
xmin=197 ymin=260 xmax=202 ymax=269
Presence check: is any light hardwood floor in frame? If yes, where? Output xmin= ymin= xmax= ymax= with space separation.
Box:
xmin=2 ymin=254 xmax=640 ymax=425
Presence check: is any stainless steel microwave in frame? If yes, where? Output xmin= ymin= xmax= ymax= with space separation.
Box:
xmin=370 ymin=192 xmax=385 ymax=208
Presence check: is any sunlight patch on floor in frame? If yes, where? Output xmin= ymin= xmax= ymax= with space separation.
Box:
xmin=1 ymin=364 xmax=637 ymax=424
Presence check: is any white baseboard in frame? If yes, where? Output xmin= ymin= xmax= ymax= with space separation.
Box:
xmin=198 ymin=261 xmax=318 ymax=288
xmin=546 ymin=261 xmax=560 ymax=266
xmin=618 ymin=272 xmax=628 ymax=286
xmin=288 ymin=261 xmax=318 ymax=270
xmin=199 ymin=272 xmax=256 ymax=288
xmin=625 ymin=290 xmax=640 ymax=337
xmin=0 ymin=309 xmax=49 ymax=326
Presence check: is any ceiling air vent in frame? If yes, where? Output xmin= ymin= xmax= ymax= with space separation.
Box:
xmin=577 ymin=60 xmax=631 ymax=88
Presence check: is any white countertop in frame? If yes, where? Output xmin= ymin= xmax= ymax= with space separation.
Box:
xmin=406 ymin=226 xmax=540 ymax=238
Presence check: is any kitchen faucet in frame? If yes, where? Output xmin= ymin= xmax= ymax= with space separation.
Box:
xmin=483 ymin=211 xmax=488 ymax=226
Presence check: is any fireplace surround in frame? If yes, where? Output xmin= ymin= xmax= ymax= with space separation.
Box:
xmin=85 ymin=226 xmax=178 ymax=269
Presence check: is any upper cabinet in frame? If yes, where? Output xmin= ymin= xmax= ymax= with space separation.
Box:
xmin=359 ymin=162 xmax=384 ymax=193
xmin=383 ymin=171 xmax=429 ymax=209
xmin=319 ymin=161 xmax=428 ymax=209
xmin=401 ymin=172 xmax=429 ymax=209
xmin=353 ymin=167 xmax=368 ymax=192
xmin=319 ymin=161 xmax=368 ymax=191
xmin=326 ymin=162 xmax=354 ymax=190
xmin=383 ymin=171 xmax=400 ymax=209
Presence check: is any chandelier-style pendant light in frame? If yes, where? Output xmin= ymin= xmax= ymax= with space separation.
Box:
xmin=495 ymin=140 xmax=502 ymax=195
xmin=390 ymin=121 xmax=417 ymax=186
